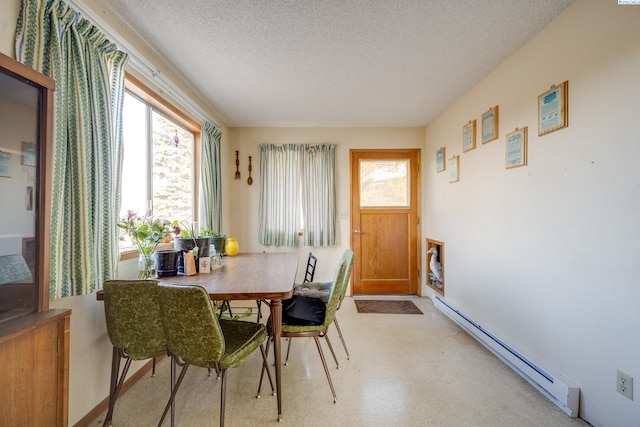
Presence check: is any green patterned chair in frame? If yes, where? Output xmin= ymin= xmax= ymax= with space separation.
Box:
xmin=157 ymin=283 xmax=269 ymax=427
xmin=102 ymin=279 xmax=168 ymax=427
xmin=259 ymin=249 xmax=354 ymax=403
xmin=289 ymin=250 xmax=354 ymax=361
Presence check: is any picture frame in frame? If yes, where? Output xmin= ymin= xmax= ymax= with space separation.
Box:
xmin=436 ymin=147 xmax=446 ymax=172
xmin=0 ymin=150 xmax=11 ymax=177
xmin=481 ymin=105 xmax=499 ymax=144
xmin=538 ymin=81 xmax=568 ymax=136
xmin=448 ymin=155 xmax=459 ymax=183
xmin=21 ymin=141 xmax=36 ymax=166
xmin=505 ymin=127 xmax=528 ymax=169
xmin=462 ymin=120 xmax=476 ymax=152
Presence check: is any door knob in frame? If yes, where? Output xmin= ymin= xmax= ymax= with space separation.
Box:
xmin=354 ymin=229 xmax=362 ymax=234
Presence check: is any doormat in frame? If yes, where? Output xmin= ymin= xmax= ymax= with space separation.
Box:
xmin=354 ymin=300 xmax=423 ymax=314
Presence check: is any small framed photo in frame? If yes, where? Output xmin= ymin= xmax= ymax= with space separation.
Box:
xmin=436 ymin=147 xmax=446 ymax=172
xmin=448 ymin=155 xmax=459 ymax=183
xmin=505 ymin=127 xmax=528 ymax=169
xmin=481 ymin=105 xmax=499 ymax=144
xmin=21 ymin=141 xmax=36 ymax=166
xmin=0 ymin=150 xmax=11 ymax=177
xmin=538 ymin=81 xmax=568 ymax=136
xmin=463 ymin=120 xmax=476 ymax=152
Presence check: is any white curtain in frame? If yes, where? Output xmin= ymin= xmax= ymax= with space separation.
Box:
xmin=258 ymin=144 xmax=336 ymax=247
xmin=301 ymin=144 xmax=336 ymax=246
xmin=200 ymin=121 xmax=222 ymax=233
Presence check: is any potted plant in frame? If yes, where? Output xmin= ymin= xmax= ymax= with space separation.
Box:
xmin=117 ymin=210 xmax=170 ymax=279
xmin=171 ymin=220 xmax=211 ymax=273
xmin=200 ymin=227 xmax=226 ymax=255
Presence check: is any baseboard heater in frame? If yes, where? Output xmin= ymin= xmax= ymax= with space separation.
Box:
xmin=433 ymin=294 xmax=579 ymax=417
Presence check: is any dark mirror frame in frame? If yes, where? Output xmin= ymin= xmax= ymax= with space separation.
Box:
xmin=0 ymin=52 xmax=55 ymax=313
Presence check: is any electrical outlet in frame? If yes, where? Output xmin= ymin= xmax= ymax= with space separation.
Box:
xmin=617 ymin=370 xmax=633 ymax=400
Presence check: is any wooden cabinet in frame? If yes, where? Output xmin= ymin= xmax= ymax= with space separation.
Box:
xmin=0 ymin=53 xmax=71 ymax=425
xmin=0 ymin=309 xmax=71 ymax=426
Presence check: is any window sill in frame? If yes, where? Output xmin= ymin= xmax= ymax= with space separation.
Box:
xmin=119 ymin=242 xmax=175 ymax=261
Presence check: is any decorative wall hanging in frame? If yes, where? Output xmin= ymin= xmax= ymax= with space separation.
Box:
xmin=247 ymin=156 xmax=253 ymax=185
xmin=448 ymin=155 xmax=459 ymax=183
xmin=0 ymin=150 xmax=11 ymax=177
xmin=463 ymin=120 xmax=476 ymax=152
xmin=436 ymin=147 xmax=446 ymax=172
xmin=482 ymin=105 xmax=499 ymax=144
xmin=21 ymin=141 xmax=36 ymax=166
xmin=538 ymin=81 xmax=568 ymax=136
xmin=234 ymin=150 xmax=240 ymax=179
xmin=505 ymin=127 xmax=528 ymax=169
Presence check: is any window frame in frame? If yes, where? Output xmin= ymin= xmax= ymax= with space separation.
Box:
xmin=119 ymin=73 xmax=201 ymax=259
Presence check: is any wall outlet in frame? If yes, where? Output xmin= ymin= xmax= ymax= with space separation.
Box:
xmin=617 ymin=369 xmax=633 ymax=400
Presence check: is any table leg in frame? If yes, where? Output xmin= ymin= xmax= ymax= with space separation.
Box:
xmin=270 ymin=298 xmax=283 ymax=421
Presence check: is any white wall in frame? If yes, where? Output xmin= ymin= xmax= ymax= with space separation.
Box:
xmin=227 ymin=127 xmax=425 ymax=283
xmin=424 ymin=1 xmax=640 ymax=426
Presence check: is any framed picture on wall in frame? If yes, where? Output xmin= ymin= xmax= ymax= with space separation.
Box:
xmin=538 ymin=80 xmax=568 ymax=136
xmin=448 ymin=155 xmax=459 ymax=183
xmin=481 ymin=105 xmax=499 ymax=144
xmin=21 ymin=141 xmax=36 ymax=166
xmin=436 ymin=147 xmax=446 ymax=172
xmin=463 ymin=120 xmax=476 ymax=152
xmin=505 ymin=127 xmax=528 ymax=169
xmin=0 ymin=150 xmax=11 ymax=177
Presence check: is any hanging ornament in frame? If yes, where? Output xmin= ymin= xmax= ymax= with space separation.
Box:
xmin=235 ymin=151 xmax=241 ymax=179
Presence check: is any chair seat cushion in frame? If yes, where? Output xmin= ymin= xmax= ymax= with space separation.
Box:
xmin=292 ymin=281 xmax=332 ymax=302
xmin=282 ymin=295 xmax=326 ymax=326
xmin=218 ymin=319 xmax=267 ymax=369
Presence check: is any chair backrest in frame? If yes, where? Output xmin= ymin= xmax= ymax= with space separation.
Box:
xmin=157 ymin=283 xmax=225 ymax=367
xmin=102 ymin=280 xmax=166 ymax=360
xmin=338 ymin=250 xmax=354 ymax=302
xmin=321 ymin=251 xmax=353 ymax=328
xmin=303 ymin=252 xmax=317 ymax=283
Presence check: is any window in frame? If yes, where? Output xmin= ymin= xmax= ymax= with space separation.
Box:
xmin=119 ymin=76 xmax=200 ymax=252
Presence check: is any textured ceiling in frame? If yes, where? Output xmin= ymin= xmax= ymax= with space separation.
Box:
xmin=93 ymin=0 xmax=574 ymax=127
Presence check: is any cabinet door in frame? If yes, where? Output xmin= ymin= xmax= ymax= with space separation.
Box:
xmin=0 ymin=311 xmax=70 ymax=426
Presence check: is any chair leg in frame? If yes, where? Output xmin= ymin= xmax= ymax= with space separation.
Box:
xmin=323 ymin=330 xmax=340 ymax=369
xmin=256 ymin=300 xmax=263 ymax=323
xmin=219 ymin=369 xmax=227 ymax=427
xmin=284 ymin=337 xmax=293 ymax=365
xmin=257 ymin=339 xmax=274 ymax=397
xmin=313 ymin=336 xmax=337 ymax=403
xmin=158 ymin=356 xmax=190 ymax=427
xmin=333 ymin=316 xmax=350 ymax=360
xmin=103 ymin=347 xmax=132 ymax=427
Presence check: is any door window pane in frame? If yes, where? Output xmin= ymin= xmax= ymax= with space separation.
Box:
xmin=359 ymin=159 xmax=409 ymax=208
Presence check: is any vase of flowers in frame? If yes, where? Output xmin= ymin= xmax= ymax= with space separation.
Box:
xmin=117 ymin=210 xmax=170 ymax=279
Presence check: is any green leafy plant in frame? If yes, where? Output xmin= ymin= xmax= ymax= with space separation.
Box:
xmin=171 ymin=219 xmax=201 ymax=259
xmin=117 ymin=210 xmax=170 ymax=278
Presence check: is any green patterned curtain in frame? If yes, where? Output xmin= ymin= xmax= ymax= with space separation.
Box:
xmin=301 ymin=144 xmax=336 ymax=246
xmin=16 ymin=0 xmax=128 ymax=298
xmin=258 ymin=144 xmax=303 ymax=246
xmin=200 ymin=121 xmax=222 ymax=234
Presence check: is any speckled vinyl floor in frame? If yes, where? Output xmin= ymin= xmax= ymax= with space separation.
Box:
xmin=88 ymin=297 xmax=590 ymax=427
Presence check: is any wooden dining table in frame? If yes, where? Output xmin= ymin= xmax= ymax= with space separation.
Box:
xmin=158 ymin=252 xmax=298 ymax=421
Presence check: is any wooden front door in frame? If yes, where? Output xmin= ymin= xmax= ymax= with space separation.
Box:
xmin=351 ymin=149 xmax=420 ymax=295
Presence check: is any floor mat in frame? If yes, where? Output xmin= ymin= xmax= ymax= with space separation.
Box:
xmin=354 ymin=300 xmax=423 ymax=314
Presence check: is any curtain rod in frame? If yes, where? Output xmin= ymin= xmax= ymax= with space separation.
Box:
xmin=66 ymin=0 xmax=219 ymax=128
